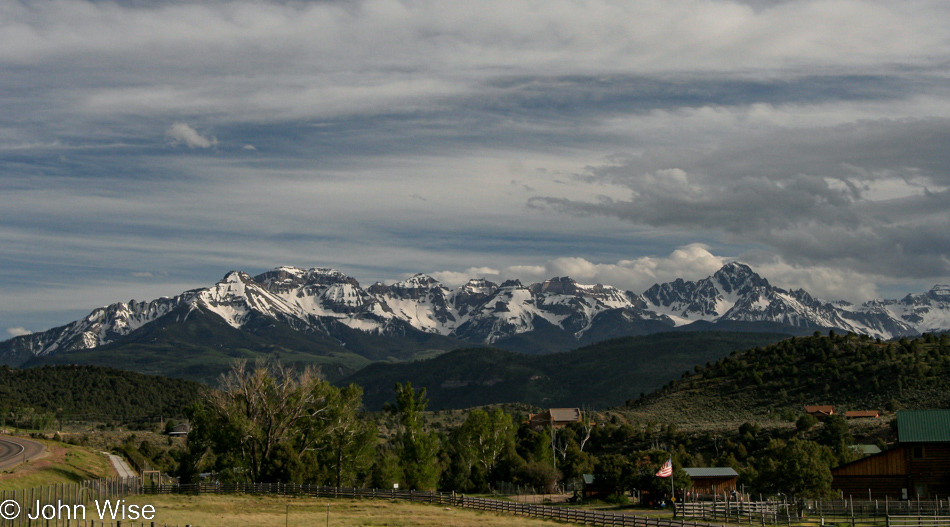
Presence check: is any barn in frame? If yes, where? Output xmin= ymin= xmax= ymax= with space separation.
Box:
xmin=684 ymin=467 xmax=739 ymax=496
xmin=832 ymin=410 xmax=950 ymax=499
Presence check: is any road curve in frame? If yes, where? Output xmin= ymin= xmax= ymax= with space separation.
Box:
xmin=0 ymin=436 xmax=46 ymax=470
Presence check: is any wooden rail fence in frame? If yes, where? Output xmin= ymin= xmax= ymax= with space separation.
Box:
xmin=0 ymin=477 xmax=726 ymax=527
xmin=140 ymin=482 xmax=726 ymax=527
xmin=677 ymin=498 xmax=950 ymax=527
xmin=0 ymin=476 xmax=144 ymax=527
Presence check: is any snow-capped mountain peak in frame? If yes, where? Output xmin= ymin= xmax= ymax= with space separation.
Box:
xmin=4 ymin=263 xmax=950 ymax=365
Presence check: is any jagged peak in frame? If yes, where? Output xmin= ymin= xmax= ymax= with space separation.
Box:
xmin=274 ymin=266 xmax=306 ymax=275
xmin=537 ymin=276 xmax=578 ymax=295
xmin=304 ymin=267 xmax=348 ymax=277
xmin=462 ymin=278 xmax=498 ymax=292
xmin=898 ymin=284 xmax=950 ymax=304
xmin=220 ymin=270 xmax=250 ymax=283
xmin=392 ymin=273 xmax=442 ymax=289
xmin=713 ymin=261 xmax=754 ymax=278
xmin=712 ymin=262 xmax=769 ymax=290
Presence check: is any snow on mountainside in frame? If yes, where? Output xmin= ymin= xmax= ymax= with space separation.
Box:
xmin=2 ymin=262 xmax=949 ymax=362
xmin=642 ymin=263 xmax=922 ymax=339
xmin=877 ymin=285 xmax=950 ymax=334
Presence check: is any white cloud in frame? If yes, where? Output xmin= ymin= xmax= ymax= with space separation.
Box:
xmin=166 ymin=123 xmax=217 ymax=149
xmin=748 ymin=258 xmax=882 ymax=304
xmin=425 ymin=245 xmax=928 ymax=305
xmin=428 ymin=245 xmax=726 ymax=292
xmin=429 ymin=267 xmax=501 ymax=287
xmin=6 ymin=327 xmax=31 ymax=337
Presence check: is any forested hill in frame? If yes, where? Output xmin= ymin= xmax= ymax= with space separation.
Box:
xmin=0 ymin=365 xmax=205 ymax=421
xmin=340 ymin=332 xmax=790 ymax=410
xmin=628 ymin=332 xmax=950 ymax=424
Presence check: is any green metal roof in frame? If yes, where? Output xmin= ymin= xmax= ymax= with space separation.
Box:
xmin=683 ymin=467 xmax=739 ymax=478
xmin=897 ymin=410 xmax=950 ymax=443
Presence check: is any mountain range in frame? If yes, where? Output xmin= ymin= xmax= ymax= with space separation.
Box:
xmin=2 ymin=262 xmax=949 ymax=381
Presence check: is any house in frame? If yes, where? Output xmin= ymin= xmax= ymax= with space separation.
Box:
xmin=168 ymin=423 xmax=190 ymax=436
xmin=683 ymin=467 xmax=739 ymax=496
xmin=832 ymin=410 xmax=950 ymax=499
xmin=528 ymin=408 xmax=582 ymax=431
xmin=845 ymin=410 xmax=880 ymax=419
xmin=804 ymin=405 xmax=836 ymax=420
xmin=581 ymin=474 xmax=601 ymax=498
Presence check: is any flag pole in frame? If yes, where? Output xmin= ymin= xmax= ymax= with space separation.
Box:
xmin=671 ymin=459 xmax=675 ymax=512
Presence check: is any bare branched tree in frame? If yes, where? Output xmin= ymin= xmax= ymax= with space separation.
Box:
xmin=204 ymin=360 xmax=333 ymax=482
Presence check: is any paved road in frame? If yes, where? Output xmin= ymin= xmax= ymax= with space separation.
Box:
xmin=104 ymin=452 xmax=136 ymax=478
xmin=0 ymin=436 xmax=46 ymax=469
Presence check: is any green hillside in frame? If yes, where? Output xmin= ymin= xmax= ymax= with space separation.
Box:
xmin=341 ymin=331 xmax=790 ymax=409
xmin=627 ymin=331 xmax=950 ymax=425
xmin=0 ymin=364 xmax=203 ymax=422
xmin=22 ymin=307 xmax=465 ymax=384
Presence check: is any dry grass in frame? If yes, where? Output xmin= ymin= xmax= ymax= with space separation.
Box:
xmin=0 ymin=439 xmax=115 ymax=491
xmin=121 ymin=494 xmax=566 ymax=527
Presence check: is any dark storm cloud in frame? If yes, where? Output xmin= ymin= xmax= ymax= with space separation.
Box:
xmin=530 ymin=118 xmax=950 ymax=278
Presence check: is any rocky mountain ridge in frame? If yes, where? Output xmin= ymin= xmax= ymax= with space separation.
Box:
xmin=2 ymin=262 xmax=948 ymax=365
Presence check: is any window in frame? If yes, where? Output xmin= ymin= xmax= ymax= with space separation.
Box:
xmin=916 ymin=483 xmax=927 ymax=498
xmin=912 ymin=446 xmax=925 ymax=460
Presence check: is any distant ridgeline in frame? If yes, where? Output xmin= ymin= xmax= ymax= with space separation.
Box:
xmin=0 ymin=365 xmax=204 ymax=422
xmin=340 ymin=331 xmax=791 ymax=410
xmin=629 ymin=332 xmax=950 ymax=420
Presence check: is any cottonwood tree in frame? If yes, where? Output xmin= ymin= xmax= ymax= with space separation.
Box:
xmin=464 ymin=408 xmax=515 ymax=476
xmin=445 ymin=408 xmax=517 ymax=491
xmin=316 ymin=383 xmax=377 ymax=487
xmin=187 ymin=360 xmax=370 ymax=483
xmin=393 ymin=382 xmax=440 ymax=490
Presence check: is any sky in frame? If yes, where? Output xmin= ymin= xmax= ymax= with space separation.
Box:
xmin=2 ymin=0 xmax=950 ymax=337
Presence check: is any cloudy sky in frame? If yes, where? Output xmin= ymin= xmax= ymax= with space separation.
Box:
xmin=3 ymin=0 xmax=950 ymax=337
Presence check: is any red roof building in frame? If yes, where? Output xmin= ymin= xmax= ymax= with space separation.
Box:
xmin=804 ymin=405 xmax=836 ymax=419
xmin=528 ymin=408 xmax=582 ymax=431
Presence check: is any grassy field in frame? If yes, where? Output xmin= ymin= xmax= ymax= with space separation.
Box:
xmin=0 ymin=438 xmax=115 ymax=491
xmin=121 ymin=494 xmax=566 ymax=527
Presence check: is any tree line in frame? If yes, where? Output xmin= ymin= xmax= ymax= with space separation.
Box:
xmin=0 ymin=364 xmax=203 ymax=429
xmin=169 ymin=359 xmax=863 ymax=499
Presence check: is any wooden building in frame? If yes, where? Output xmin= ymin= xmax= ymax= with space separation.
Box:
xmin=528 ymin=408 xmax=582 ymax=431
xmin=683 ymin=467 xmax=739 ymax=496
xmin=845 ymin=410 xmax=880 ymax=419
xmin=168 ymin=423 xmax=190 ymax=436
xmin=832 ymin=410 xmax=950 ymax=499
xmin=804 ymin=405 xmax=836 ymax=420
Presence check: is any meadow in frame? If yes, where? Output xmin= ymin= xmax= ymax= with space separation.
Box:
xmin=121 ymin=494 xmax=566 ymax=527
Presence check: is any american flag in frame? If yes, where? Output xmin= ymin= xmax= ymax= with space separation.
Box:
xmin=655 ymin=458 xmax=673 ymax=477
